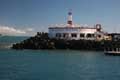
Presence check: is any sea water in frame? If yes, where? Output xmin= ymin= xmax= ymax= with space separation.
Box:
xmin=0 ymin=36 xmax=120 ymax=80
xmin=0 ymin=36 xmax=28 ymax=49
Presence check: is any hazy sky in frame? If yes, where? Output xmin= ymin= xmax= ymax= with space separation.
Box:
xmin=0 ymin=0 xmax=120 ymax=36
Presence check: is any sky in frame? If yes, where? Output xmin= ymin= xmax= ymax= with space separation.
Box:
xmin=0 ymin=0 xmax=120 ymax=36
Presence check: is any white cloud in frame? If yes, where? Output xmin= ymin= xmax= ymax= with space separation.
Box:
xmin=0 ymin=26 xmax=26 ymax=36
xmin=25 ymin=28 xmax=34 ymax=32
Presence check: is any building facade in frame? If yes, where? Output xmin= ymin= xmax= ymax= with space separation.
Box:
xmin=48 ymin=11 xmax=108 ymax=40
xmin=49 ymin=27 xmax=101 ymax=40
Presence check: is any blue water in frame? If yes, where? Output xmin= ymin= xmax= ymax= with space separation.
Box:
xmin=0 ymin=36 xmax=28 ymax=49
xmin=0 ymin=36 xmax=28 ymax=43
xmin=0 ymin=36 xmax=120 ymax=80
xmin=1 ymin=50 xmax=120 ymax=80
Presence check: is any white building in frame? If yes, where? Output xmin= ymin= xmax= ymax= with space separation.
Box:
xmin=48 ymin=11 xmax=106 ymax=40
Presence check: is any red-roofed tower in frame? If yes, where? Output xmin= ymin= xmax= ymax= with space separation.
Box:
xmin=67 ymin=10 xmax=73 ymax=27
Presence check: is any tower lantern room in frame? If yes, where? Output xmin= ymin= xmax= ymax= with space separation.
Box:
xmin=67 ymin=10 xmax=74 ymax=27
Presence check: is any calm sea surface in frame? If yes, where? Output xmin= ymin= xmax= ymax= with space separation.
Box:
xmin=0 ymin=36 xmax=120 ymax=80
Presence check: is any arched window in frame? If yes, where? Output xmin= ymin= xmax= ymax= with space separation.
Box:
xmin=71 ymin=33 xmax=77 ymax=37
xmin=98 ymin=35 xmax=101 ymax=38
xmin=86 ymin=34 xmax=95 ymax=38
xmin=80 ymin=33 xmax=85 ymax=37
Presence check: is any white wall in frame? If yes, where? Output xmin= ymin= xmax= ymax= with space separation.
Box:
xmin=49 ymin=27 xmax=97 ymax=40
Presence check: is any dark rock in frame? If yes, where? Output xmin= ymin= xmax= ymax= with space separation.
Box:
xmin=12 ymin=32 xmax=120 ymax=51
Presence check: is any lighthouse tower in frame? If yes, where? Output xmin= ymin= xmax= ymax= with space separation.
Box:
xmin=67 ymin=10 xmax=74 ymax=27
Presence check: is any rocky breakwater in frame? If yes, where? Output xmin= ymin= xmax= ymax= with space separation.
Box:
xmin=12 ymin=32 xmax=105 ymax=50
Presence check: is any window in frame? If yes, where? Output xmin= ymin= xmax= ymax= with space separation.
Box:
xmin=80 ymin=34 xmax=85 ymax=37
xmin=56 ymin=33 xmax=61 ymax=37
xmin=86 ymin=34 xmax=94 ymax=38
xmin=71 ymin=33 xmax=77 ymax=37
xmin=92 ymin=34 xmax=95 ymax=37
xmin=98 ymin=35 xmax=101 ymax=38
xmin=63 ymin=34 xmax=66 ymax=38
xmin=87 ymin=34 xmax=91 ymax=38
xmin=63 ymin=33 xmax=69 ymax=38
